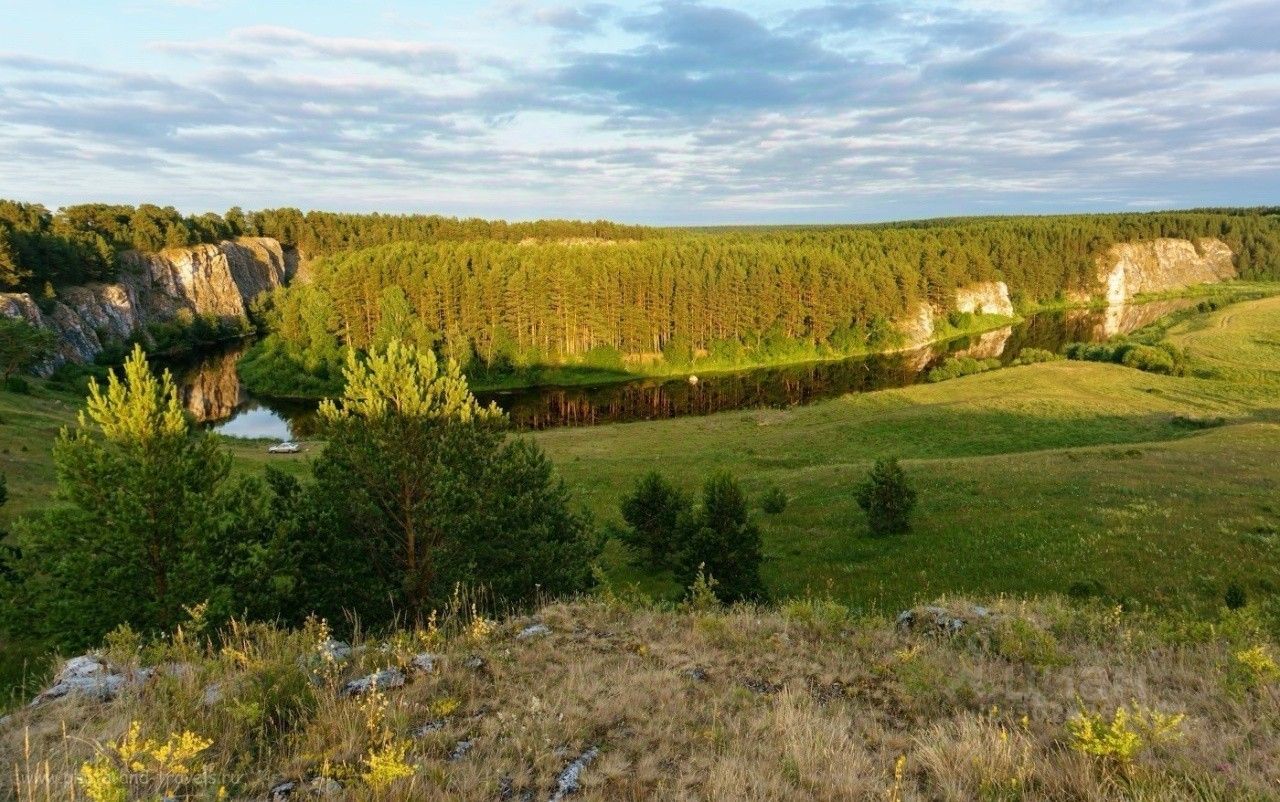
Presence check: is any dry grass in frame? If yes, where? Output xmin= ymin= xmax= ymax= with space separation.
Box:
xmin=3 ymin=596 xmax=1279 ymax=801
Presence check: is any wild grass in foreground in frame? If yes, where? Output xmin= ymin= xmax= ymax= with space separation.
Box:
xmin=3 ymin=593 xmax=1279 ymax=800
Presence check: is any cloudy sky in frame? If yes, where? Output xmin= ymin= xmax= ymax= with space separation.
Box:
xmin=1 ymin=0 xmax=1277 ymax=223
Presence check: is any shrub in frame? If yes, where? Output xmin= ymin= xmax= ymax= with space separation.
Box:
xmin=927 ymin=356 xmax=1000 ymax=383
xmin=760 ymin=485 xmax=788 ymax=514
xmin=1011 ymin=347 xmax=1061 ymax=365
xmin=3 ymin=375 xmax=31 ymax=394
xmin=1066 ymin=338 xmax=1188 ymax=376
xmin=618 ymin=471 xmax=690 ymax=569
xmin=855 ymin=458 xmax=917 ymax=536
xmin=1120 ymin=344 xmax=1176 ymax=375
xmin=1067 ymin=705 xmax=1184 ymax=764
xmin=1225 ymin=582 xmax=1247 ymax=610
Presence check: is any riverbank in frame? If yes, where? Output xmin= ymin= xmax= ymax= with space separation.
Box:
xmin=236 ymin=311 xmax=1025 ymax=401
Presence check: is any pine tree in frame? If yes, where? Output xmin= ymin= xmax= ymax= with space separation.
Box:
xmin=6 ymin=346 xmax=232 ymax=646
xmin=855 ymin=457 xmax=917 ymax=536
xmin=618 ymin=471 xmax=690 ymax=569
xmin=677 ymin=473 xmax=766 ymax=602
xmin=315 ymin=339 xmax=595 ymax=618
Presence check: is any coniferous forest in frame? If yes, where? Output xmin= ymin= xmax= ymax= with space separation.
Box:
xmin=245 ymin=209 xmax=1280 ymax=391
xmin=6 ymin=200 xmax=1279 ymax=392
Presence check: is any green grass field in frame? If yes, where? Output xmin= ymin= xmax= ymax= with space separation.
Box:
xmin=3 ymin=293 xmax=1279 ymax=616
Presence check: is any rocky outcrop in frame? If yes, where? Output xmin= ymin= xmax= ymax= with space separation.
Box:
xmin=1098 ymin=238 xmax=1235 ymax=305
xmin=120 ymin=236 xmax=286 ymax=324
xmin=955 ymin=281 xmax=1014 ymax=317
xmin=896 ymin=281 xmax=1016 ymax=348
xmin=0 ymin=237 xmax=287 ymax=374
xmin=895 ymin=302 xmax=936 ymax=349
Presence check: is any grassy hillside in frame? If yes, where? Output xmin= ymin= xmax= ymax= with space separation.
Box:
xmin=538 ymin=293 xmax=1280 ymax=610
xmin=3 ymin=596 xmax=1279 ymax=800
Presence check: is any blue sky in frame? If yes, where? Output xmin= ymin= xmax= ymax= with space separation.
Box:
xmin=1 ymin=0 xmax=1277 ymax=223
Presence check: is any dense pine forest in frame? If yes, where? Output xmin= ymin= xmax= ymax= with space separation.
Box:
xmin=246 ymin=210 xmax=1280 ymax=391
xmin=0 ymin=200 xmax=650 ymax=291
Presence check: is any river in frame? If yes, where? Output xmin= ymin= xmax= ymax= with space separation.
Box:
xmin=172 ymin=298 xmax=1193 ymax=438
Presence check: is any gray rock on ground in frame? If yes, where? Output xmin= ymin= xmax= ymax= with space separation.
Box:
xmin=30 ymin=655 xmax=149 ymax=706
xmin=549 ymin=746 xmax=600 ymax=801
xmin=517 ymin=623 xmax=551 ymax=640
xmin=340 ymin=668 xmax=406 ymax=697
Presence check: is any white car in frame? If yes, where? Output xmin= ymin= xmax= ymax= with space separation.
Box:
xmin=268 ymin=441 xmax=301 ymax=454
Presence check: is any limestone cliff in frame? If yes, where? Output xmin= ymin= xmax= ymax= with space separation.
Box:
xmin=0 ymin=237 xmax=287 ymax=373
xmin=120 ymin=236 xmax=286 ymax=324
xmin=896 ymin=281 xmax=1015 ymax=348
xmin=1098 ymin=238 xmax=1235 ymax=305
xmin=955 ymin=281 xmax=1014 ymax=317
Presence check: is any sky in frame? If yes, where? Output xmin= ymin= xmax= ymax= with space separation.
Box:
xmin=0 ymin=0 xmax=1277 ymax=224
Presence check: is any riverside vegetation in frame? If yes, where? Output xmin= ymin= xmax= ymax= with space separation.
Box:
xmin=2 ymin=206 xmax=1280 ymax=798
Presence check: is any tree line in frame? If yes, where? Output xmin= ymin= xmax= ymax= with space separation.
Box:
xmin=0 ymin=199 xmax=652 ymax=292
xmin=249 ymin=211 xmax=1280 ymax=388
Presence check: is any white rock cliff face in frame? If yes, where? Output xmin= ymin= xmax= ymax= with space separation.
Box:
xmin=1098 ymin=238 xmax=1235 ymax=305
xmin=896 ymin=280 xmax=1015 ymax=348
xmin=954 ymin=281 xmax=1015 ymax=317
xmin=0 ymin=237 xmax=287 ymax=373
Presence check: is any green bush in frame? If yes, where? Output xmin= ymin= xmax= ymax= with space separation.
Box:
xmin=760 ymin=485 xmax=788 ymax=514
xmin=1065 ymin=339 xmax=1187 ymax=376
xmin=1120 ymin=344 xmax=1176 ymax=375
xmin=855 ymin=458 xmax=917 ymax=536
xmin=927 ymin=356 xmax=1000 ymax=383
xmin=3 ymin=375 xmax=31 ymax=394
xmin=1012 ymin=347 xmax=1062 ymax=365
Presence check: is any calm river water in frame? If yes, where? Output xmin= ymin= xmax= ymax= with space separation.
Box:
xmin=172 ymin=299 xmax=1191 ymax=439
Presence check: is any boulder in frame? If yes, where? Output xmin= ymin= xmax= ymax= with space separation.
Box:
xmin=31 ymin=655 xmax=148 ymax=706
xmin=409 ymin=652 xmax=440 ymax=674
xmin=340 ymin=668 xmax=405 ymax=697
xmin=517 ymin=624 xmax=551 ymax=640
xmin=896 ymin=604 xmax=994 ymax=637
xmin=549 ymin=746 xmax=600 ymax=802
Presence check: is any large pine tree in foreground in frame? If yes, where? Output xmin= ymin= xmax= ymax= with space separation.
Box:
xmin=314 ymin=339 xmax=598 ymax=618
xmin=4 ymin=346 xmax=231 ymax=646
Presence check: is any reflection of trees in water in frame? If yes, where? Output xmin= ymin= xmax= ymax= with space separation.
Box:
xmin=177 ymin=301 xmax=1196 ymax=432
xmin=488 ymin=350 xmax=936 ymax=429
xmin=488 ymin=302 xmax=1196 ymax=429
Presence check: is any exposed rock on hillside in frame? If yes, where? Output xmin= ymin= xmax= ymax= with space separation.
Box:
xmin=120 ymin=236 xmax=286 ymax=324
xmin=895 ymin=302 xmax=936 ymax=349
xmin=1099 ymin=238 xmax=1234 ymax=304
xmin=955 ymin=281 xmax=1014 ymax=317
xmin=896 ymin=281 xmax=1015 ymax=348
xmin=0 ymin=237 xmax=287 ymax=373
